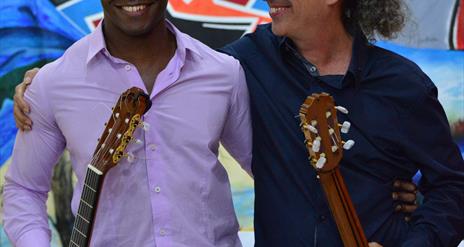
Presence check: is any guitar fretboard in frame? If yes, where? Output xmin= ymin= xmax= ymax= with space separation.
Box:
xmin=69 ymin=166 xmax=103 ymax=247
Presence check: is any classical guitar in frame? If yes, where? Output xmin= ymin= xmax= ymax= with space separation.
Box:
xmin=68 ymin=87 xmax=152 ymax=247
xmin=299 ymin=93 xmax=368 ymax=247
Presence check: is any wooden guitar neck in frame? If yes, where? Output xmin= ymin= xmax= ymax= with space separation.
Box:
xmin=319 ymin=168 xmax=368 ymax=247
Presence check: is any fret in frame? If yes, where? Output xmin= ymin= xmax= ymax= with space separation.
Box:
xmin=80 ymin=198 xmax=94 ymax=209
xmin=77 ymin=213 xmax=90 ymax=224
xmin=69 ymin=239 xmax=80 ymax=247
xmin=84 ymin=183 xmax=96 ymax=193
xmin=74 ymin=227 xmax=87 ymax=238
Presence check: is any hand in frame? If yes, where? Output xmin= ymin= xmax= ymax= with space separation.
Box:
xmin=392 ymin=179 xmax=418 ymax=219
xmin=368 ymin=242 xmax=383 ymax=247
xmin=13 ymin=68 xmax=38 ymax=131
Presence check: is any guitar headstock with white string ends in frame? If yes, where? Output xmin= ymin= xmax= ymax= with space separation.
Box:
xmin=299 ymin=93 xmax=354 ymax=173
xmin=91 ymin=87 xmax=152 ymax=175
xmin=299 ymin=93 xmax=369 ymax=247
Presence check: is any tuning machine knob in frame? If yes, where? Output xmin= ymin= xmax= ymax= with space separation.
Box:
xmin=335 ymin=106 xmax=349 ymax=114
xmin=343 ymin=140 xmax=355 ymax=150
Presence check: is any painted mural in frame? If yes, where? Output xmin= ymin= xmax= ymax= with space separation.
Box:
xmin=0 ymin=0 xmax=463 ymax=246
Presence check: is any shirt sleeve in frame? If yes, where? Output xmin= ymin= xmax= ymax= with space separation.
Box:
xmin=220 ymin=61 xmax=253 ymax=176
xmin=3 ymin=69 xmax=66 ymax=247
xmin=400 ymin=80 xmax=464 ymax=247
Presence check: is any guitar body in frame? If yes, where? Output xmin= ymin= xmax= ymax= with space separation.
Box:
xmin=299 ymin=93 xmax=368 ymax=247
xmin=68 ymin=87 xmax=151 ymax=247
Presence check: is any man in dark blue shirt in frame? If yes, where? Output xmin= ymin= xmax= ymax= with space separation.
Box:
xmin=220 ymin=0 xmax=464 ymax=246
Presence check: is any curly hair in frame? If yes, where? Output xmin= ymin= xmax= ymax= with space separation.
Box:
xmin=343 ymin=0 xmax=407 ymax=40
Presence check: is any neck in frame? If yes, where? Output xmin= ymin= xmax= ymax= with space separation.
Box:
xmin=289 ymin=17 xmax=353 ymax=76
xmin=103 ymin=19 xmax=175 ymax=67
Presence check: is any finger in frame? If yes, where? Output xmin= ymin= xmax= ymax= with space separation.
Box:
xmin=368 ymin=242 xmax=383 ymax=247
xmin=394 ymin=180 xmax=417 ymax=192
xmin=392 ymin=192 xmax=416 ymax=203
xmin=395 ymin=204 xmax=418 ymax=213
xmin=400 ymin=204 xmax=418 ymax=213
xmin=15 ymin=79 xmax=31 ymax=112
xmin=14 ymin=89 xmax=30 ymax=114
xmin=24 ymin=68 xmax=39 ymax=85
xmin=13 ymin=102 xmax=32 ymax=131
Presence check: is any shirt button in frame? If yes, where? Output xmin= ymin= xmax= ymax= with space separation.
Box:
xmin=148 ymin=144 xmax=157 ymax=151
xmin=154 ymin=186 xmax=161 ymax=193
xmin=319 ymin=215 xmax=327 ymax=222
xmin=124 ymin=65 xmax=132 ymax=71
xmin=310 ymin=66 xmax=317 ymax=73
xmin=159 ymin=229 xmax=166 ymax=236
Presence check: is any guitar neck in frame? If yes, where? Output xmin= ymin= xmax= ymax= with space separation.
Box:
xmin=319 ymin=168 xmax=369 ymax=247
xmin=69 ymin=166 xmax=104 ymax=247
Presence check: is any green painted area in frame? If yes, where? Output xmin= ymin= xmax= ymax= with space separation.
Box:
xmin=0 ymin=60 xmax=50 ymax=108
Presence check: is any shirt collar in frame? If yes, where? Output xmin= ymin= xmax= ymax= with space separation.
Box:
xmin=86 ymin=19 xmax=203 ymax=64
xmin=279 ymin=28 xmax=369 ymax=89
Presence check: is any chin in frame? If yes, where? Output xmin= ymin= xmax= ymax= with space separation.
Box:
xmin=271 ymin=23 xmax=288 ymax=37
xmin=121 ymin=24 xmax=155 ymax=36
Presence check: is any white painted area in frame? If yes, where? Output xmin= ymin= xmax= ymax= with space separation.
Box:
xmin=238 ymin=231 xmax=254 ymax=247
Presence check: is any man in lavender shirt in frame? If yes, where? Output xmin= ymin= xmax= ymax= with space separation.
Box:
xmin=3 ymin=0 xmax=251 ymax=246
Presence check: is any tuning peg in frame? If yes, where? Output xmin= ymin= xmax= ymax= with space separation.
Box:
xmin=335 ymin=106 xmax=349 ymax=114
xmin=343 ymin=140 xmax=355 ymax=150
xmin=304 ymin=124 xmax=318 ymax=134
xmin=326 ymin=111 xmax=332 ymax=118
xmin=331 ymin=146 xmax=338 ymax=152
xmin=142 ymin=122 xmax=150 ymax=132
xmin=315 ymin=156 xmax=327 ymax=169
xmin=340 ymin=121 xmax=351 ymax=134
xmin=312 ymin=137 xmax=321 ymax=152
xmin=115 ymin=113 xmax=120 ymax=118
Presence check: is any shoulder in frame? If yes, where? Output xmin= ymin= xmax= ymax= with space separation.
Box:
xmin=220 ymin=23 xmax=279 ymax=61
xmin=36 ymin=35 xmax=91 ymax=84
xmin=181 ymin=32 xmax=243 ymax=78
xmin=363 ymin=45 xmax=436 ymax=102
xmin=28 ymin=34 xmax=91 ymax=105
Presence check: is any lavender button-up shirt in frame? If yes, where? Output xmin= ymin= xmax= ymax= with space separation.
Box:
xmin=4 ymin=21 xmax=252 ymax=247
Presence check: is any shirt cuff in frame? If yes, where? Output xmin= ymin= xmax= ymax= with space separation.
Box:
xmin=16 ymin=228 xmax=51 ymax=247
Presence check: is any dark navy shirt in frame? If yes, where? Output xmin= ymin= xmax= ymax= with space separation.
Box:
xmin=220 ymin=24 xmax=464 ymax=247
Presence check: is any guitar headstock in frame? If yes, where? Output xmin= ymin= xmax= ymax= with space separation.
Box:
xmin=91 ymin=87 xmax=152 ymax=175
xmin=299 ymin=93 xmax=354 ymax=173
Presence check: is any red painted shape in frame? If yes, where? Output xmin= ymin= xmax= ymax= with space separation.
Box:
xmin=223 ymin=0 xmax=250 ymax=5
xmin=457 ymin=0 xmax=464 ymax=49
